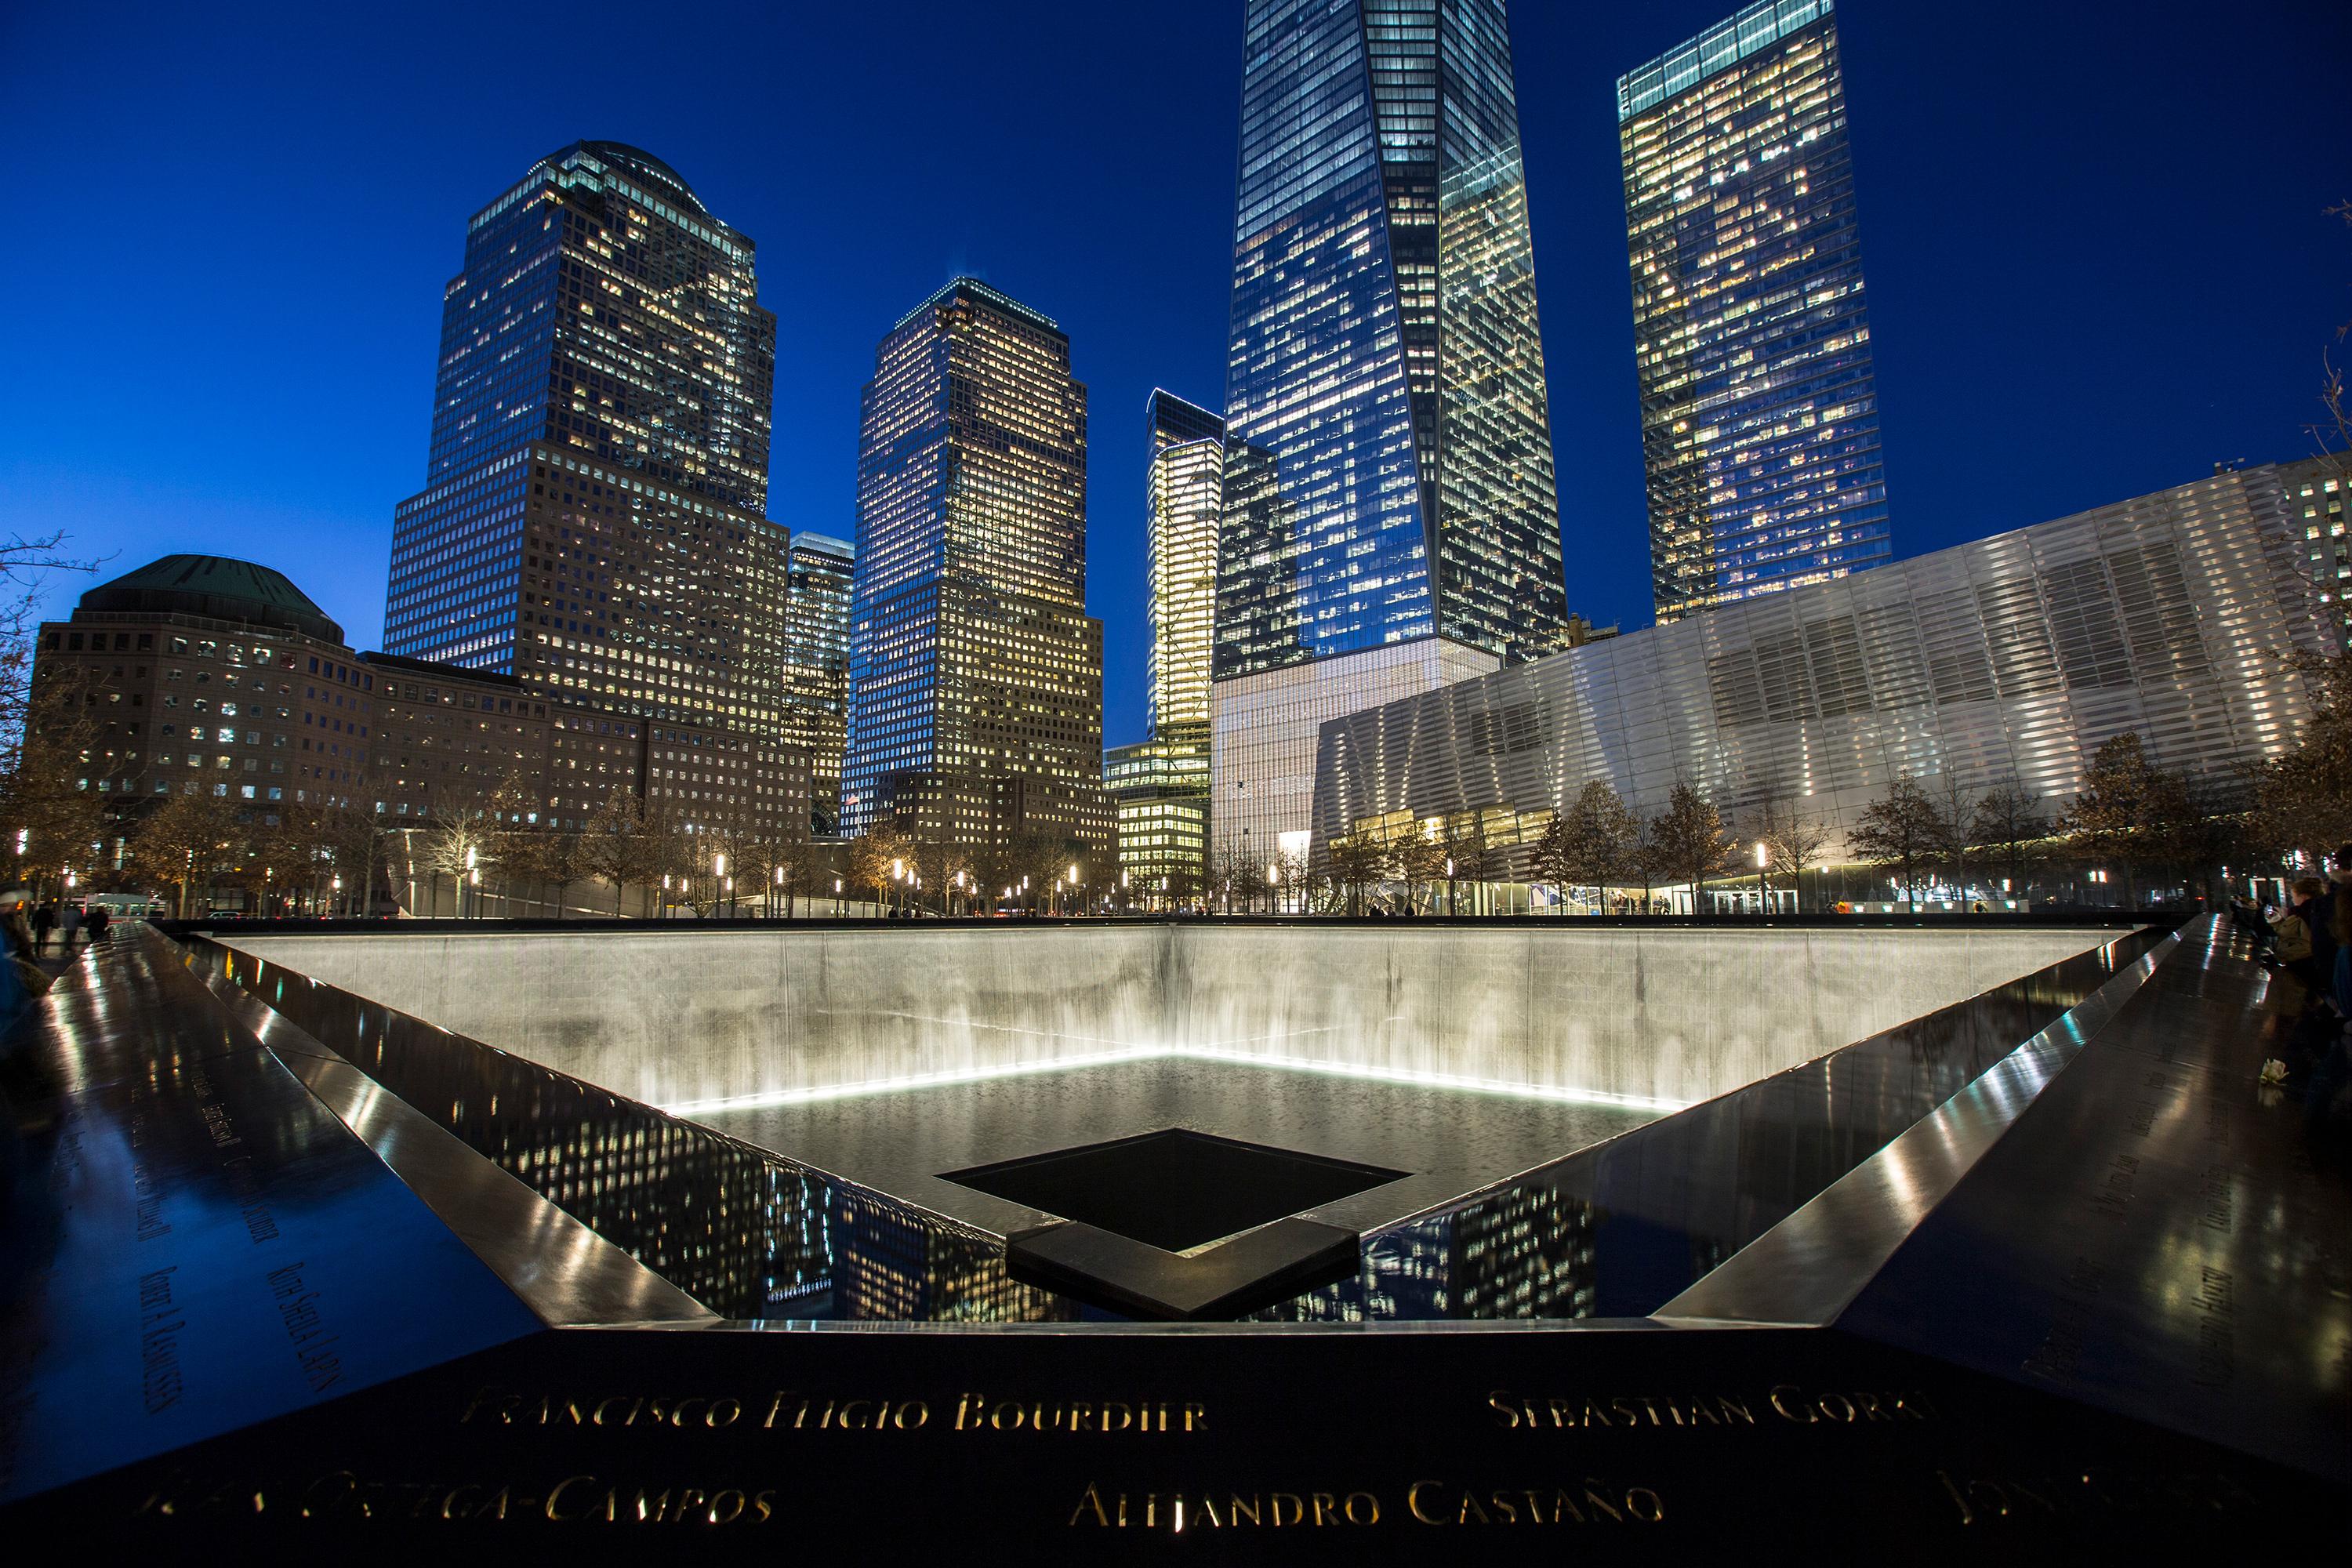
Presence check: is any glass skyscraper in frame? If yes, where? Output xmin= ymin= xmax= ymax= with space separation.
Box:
xmin=1213 ymin=0 xmax=1562 ymax=862
xmin=840 ymin=279 xmax=1110 ymax=855
xmin=1109 ymin=391 xmax=1224 ymax=898
xmin=1144 ymin=390 xmax=1224 ymax=743
xmin=1219 ymin=0 xmax=1568 ymax=674
xmin=779 ymin=532 xmax=858 ymax=832
xmin=383 ymin=141 xmax=797 ymax=837
xmin=1619 ymin=0 xmax=1893 ymax=623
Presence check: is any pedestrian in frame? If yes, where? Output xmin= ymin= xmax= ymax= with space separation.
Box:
xmin=58 ymin=902 xmax=82 ymax=953
xmin=29 ymin=900 xmax=54 ymax=956
xmin=85 ymin=902 xmax=111 ymax=946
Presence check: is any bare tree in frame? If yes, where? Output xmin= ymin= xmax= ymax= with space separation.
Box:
xmin=1970 ymin=781 xmax=2048 ymax=900
xmin=2060 ymin=735 xmax=2164 ymax=906
xmin=0 ymin=532 xmax=103 ymax=765
xmin=1392 ymin=830 xmax=1445 ymax=916
xmin=1436 ymin=815 xmax=1493 ymax=915
xmin=1650 ymin=783 xmax=1735 ymax=916
xmin=1555 ymin=779 xmax=1639 ymax=912
xmin=1848 ymin=771 xmax=1946 ymax=908
xmin=1327 ymin=833 xmax=1386 ymax=917
xmin=2310 ymin=197 xmax=2352 ymax=477
xmin=131 ymin=789 xmax=241 ymax=917
xmin=1759 ymin=798 xmax=1831 ymax=913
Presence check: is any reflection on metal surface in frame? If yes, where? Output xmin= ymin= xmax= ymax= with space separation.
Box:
xmin=183 ymin=922 xmax=2190 ymax=1333
xmin=0 ymin=927 xmax=543 ymax=1504
xmin=184 ymin=934 xmax=1087 ymax=1324
xmin=1261 ymin=927 xmax=2175 ymax=1322
xmin=1655 ymin=925 xmax=2180 ymax=1327
xmin=181 ymin=937 xmax=713 ymax=1328
xmin=1837 ymin=916 xmax=2352 ymax=1482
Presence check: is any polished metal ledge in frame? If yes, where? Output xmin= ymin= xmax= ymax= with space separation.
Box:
xmin=1832 ymin=915 xmax=2352 ymax=1481
xmin=182 ymin=937 xmax=714 ymax=1330
xmin=1656 ymin=923 xmax=2182 ymax=1327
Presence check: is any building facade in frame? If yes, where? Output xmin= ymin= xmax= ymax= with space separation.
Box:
xmin=1212 ymin=0 xmax=1572 ymax=855
xmin=34 ymin=558 xmax=372 ymax=856
xmin=2285 ymin=455 xmax=2351 ymax=647
xmin=841 ymin=278 xmax=1110 ymax=856
xmin=32 ymin=556 xmax=807 ymax=913
xmin=381 ymin=141 xmax=801 ymax=840
xmin=1620 ymin=0 xmax=1893 ymax=622
xmin=1105 ymin=738 xmax=1211 ymax=905
xmin=779 ymin=532 xmax=857 ymax=831
xmin=1311 ymin=465 xmax=2332 ymax=876
xmin=1108 ymin=392 xmax=1224 ymax=896
xmin=1144 ymin=390 xmax=1223 ymax=745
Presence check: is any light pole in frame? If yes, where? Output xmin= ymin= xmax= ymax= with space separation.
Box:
xmin=332 ymin=873 xmax=343 ymax=918
xmin=464 ymin=845 xmax=477 ymax=919
xmin=833 ymin=877 xmax=843 ymax=917
xmin=1754 ymin=840 xmax=1768 ymax=916
xmin=715 ymin=852 xmax=729 ymax=918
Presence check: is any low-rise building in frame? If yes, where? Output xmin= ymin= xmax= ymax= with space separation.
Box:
xmin=1310 ymin=463 xmax=2333 ymax=899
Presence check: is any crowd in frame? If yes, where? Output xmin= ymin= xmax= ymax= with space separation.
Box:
xmin=2239 ymin=848 xmax=2352 ymax=1135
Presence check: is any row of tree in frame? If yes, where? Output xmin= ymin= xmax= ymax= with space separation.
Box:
xmin=1301 ymin=638 xmax=2352 ymax=916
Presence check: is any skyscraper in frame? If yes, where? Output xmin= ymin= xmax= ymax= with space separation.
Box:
xmin=779 ymin=532 xmax=857 ymax=832
xmin=840 ymin=279 xmax=1110 ymax=858
xmin=1619 ymin=0 xmax=1893 ymax=622
xmin=1108 ymin=391 xmax=1223 ymax=899
xmin=1213 ymin=0 xmax=1568 ymax=862
xmin=1144 ymin=390 xmax=1224 ymax=745
xmin=383 ymin=141 xmax=800 ymax=837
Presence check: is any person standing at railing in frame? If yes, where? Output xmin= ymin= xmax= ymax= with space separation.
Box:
xmin=28 ymin=900 xmax=53 ymax=956
xmin=84 ymin=904 xmax=111 ymax=947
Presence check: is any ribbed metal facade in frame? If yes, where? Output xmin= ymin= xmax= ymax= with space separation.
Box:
xmin=1311 ymin=465 xmax=2331 ymax=860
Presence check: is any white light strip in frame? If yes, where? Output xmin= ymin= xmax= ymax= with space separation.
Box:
xmin=659 ymin=1046 xmax=1166 ymax=1116
xmin=658 ymin=1047 xmax=1693 ymax=1119
xmin=1176 ymin=1047 xmax=1694 ymax=1112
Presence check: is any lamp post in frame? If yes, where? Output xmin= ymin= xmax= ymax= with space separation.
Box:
xmin=464 ymin=845 xmax=477 ymax=919
xmin=714 ymin=852 xmax=729 ymax=919
xmin=332 ymin=873 xmax=343 ymax=919
xmin=833 ymin=877 xmax=843 ymax=918
xmin=1754 ymin=840 xmax=1768 ymax=916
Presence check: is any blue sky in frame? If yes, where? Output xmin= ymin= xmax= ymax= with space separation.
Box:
xmin=2 ymin=1 xmax=2345 ymax=746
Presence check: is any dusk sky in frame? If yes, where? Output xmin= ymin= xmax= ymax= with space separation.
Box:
xmin=2 ymin=0 xmax=2345 ymax=746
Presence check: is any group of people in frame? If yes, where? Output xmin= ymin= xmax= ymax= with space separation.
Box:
xmin=21 ymin=899 xmax=109 ymax=956
xmin=2241 ymin=849 xmax=2352 ymax=1132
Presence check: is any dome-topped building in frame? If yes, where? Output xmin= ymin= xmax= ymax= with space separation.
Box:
xmin=78 ymin=554 xmax=344 ymax=644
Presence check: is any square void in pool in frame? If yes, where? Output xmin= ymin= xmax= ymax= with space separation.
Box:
xmin=943 ymin=1129 xmax=1406 ymax=1252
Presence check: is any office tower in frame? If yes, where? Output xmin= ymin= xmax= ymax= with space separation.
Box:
xmin=1108 ymin=392 xmax=1222 ymax=900
xmin=1212 ymin=0 xmax=1567 ymax=861
xmin=779 ymin=532 xmax=858 ymax=831
xmin=1619 ymin=0 xmax=1893 ymax=623
xmin=840 ymin=279 xmax=1110 ymax=857
xmin=1144 ymin=390 xmax=1224 ymax=744
xmin=2282 ymin=456 xmax=2351 ymax=647
xmin=383 ymin=141 xmax=800 ymax=838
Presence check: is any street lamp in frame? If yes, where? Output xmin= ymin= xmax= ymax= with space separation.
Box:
xmin=1754 ymin=840 xmax=1768 ymax=914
